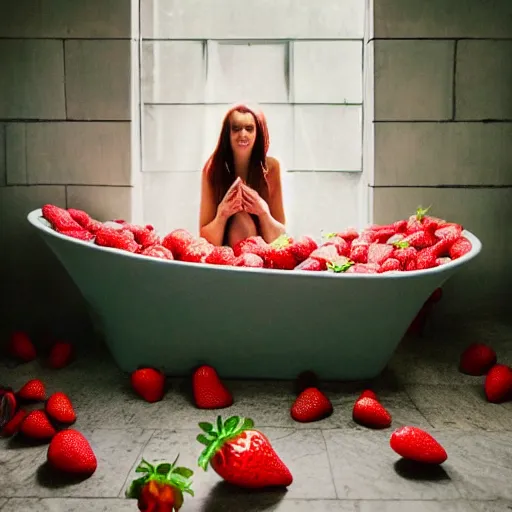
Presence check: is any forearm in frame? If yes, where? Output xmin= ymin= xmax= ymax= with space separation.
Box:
xmin=199 ymin=213 xmax=228 ymax=246
xmin=258 ymin=211 xmax=286 ymax=244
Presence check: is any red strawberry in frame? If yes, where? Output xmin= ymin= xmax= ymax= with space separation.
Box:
xmin=42 ymin=204 xmax=83 ymax=232
xmin=353 ymin=397 xmax=392 ymax=429
xmin=449 ymin=236 xmax=472 ymax=259
xmin=346 ymin=263 xmax=379 ymax=274
xmin=291 ymin=387 xmax=333 ymax=423
xmin=140 ymin=244 xmax=174 ymax=260
xmin=60 ymin=229 xmax=95 ymax=241
xmin=422 ymin=216 xmax=445 ymax=232
xmin=48 ymin=341 xmax=73 ymax=369
xmin=131 ymin=368 xmax=165 ymax=403
xmin=290 ymin=235 xmax=318 ymax=264
xmin=233 ymin=253 xmax=264 ymax=268
xmin=20 ymin=410 xmax=56 ymax=440
xmin=265 ymin=235 xmax=297 ymax=270
xmin=358 ymin=389 xmax=378 ymax=400
xmin=95 ymin=227 xmax=140 ymax=253
xmin=379 ymin=258 xmax=401 ymax=273
xmin=392 ymin=242 xmax=417 ymax=270
xmin=295 ymin=257 xmax=324 ymax=271
xmin=309 ymin=245 xmax=340 ymax=268
xmin=181 ymin=239 xmax=214 ymax=263
xmin=415 ymin=240 xmax=451 ymax=270
xmin=197 ymin=415 xmax=293 ymax=488
xmin=17 ymin=379 xmax=46 ymax=401
xmin=459 ymin=343 xmax=497 ymax=376
xmin=1 ymin=409 xmax=27 ymax=437
xmin=405 ymin=205 xmax=431 ymax=234
xmin=371 ymin=228 xmax=397 ymax=244
xmin=294 ymin=370 xmax=319 ymax=395
xmin=47 ymin=429 xmax=97 ymax=475
xmin=403 ymin=230 xmax=437 ymax=249
xmin=232 ymin=236 xmax=269 ymax=259
xmin=162 ymin=229 xmax=196 ymax=259
xmin=358 ymin=230 xmax=379 ymax=243
xmin=205 ymin=245 xmax=236 ymax=266
xmin=390 ymin=426 xmax=447 ymax=464
xmin=67 ymin=208 xmax=103 ymax=232
xmin=45 ymin=392 xmax=76 ymax=425
xmin=335 ymin=228 xmax=360 ymax=241
xmin=126 ymin=457 xmax=194 ymax=511
xmin=436 ymin=257 xmax=451 ymax=266
xmin=192 ymin=365 xmax=233 ymax=409
xmin=7 ymin=331 xmax=36 ymax=362
xmin=368 ymin=243 xmax=394 ymax=265
xmin=321 ymin=234 xmax=349 ymax=257
xmin=484 ymin=364 xmax=512 ymax=403
xmin=435 ymin=223 xmax=463 ymax=244
xmin=349 ymin=241 xmax=369 ymax=263
xmin=123 ymin=224 xmax=160 ymax=248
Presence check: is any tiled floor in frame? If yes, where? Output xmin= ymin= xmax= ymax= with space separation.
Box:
xmin=1 ymin=318 xmax=511 ymax=511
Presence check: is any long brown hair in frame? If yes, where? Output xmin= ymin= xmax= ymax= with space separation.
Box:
xmin=204 ymin=104 xmax=271 ymax=205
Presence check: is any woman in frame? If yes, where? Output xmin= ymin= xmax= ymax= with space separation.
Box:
xmin=199 ymin=104 xmax=286 ymax=248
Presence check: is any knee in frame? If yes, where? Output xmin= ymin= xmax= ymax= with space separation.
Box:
xmin=227 ymin=212 xmax=257 ymax=246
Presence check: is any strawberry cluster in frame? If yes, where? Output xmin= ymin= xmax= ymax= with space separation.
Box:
xmin=40 ymin=204 xmax=472 ymax=273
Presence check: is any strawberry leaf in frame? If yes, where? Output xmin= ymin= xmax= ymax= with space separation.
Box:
xmin=174 ymin=467 xmax=194 ymax=479
xmin=196 ymin=434 xmax=211 ymax=446
xmin=156 ymin=463 xmax=172 ymax=475
xmin=197 ymin=415 xmax=255 ymax=471
xmin=393 ymin=240 xmax=410 ymax=249
xmin=198 ymin=422 xmax=213 ymax=433
xmin=415 ymin=205 xmax=432 ymax=220
xmin=326 ymin=260 xmax=354 ymax=273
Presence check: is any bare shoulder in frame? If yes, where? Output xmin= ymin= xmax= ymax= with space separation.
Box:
xmin=266 ymin=156 xmax=282 ymax=180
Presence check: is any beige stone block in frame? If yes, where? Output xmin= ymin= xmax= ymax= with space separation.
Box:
xmin=456 ymin=40 xmax=512 ymax=121
xmin=0 ymin=40 xmax=65 ymax=119
xmin=10 ymin=122 xmax=132 ymax=185
xmin=374 ymin=122 xmax=512 ymax=186
xmin=374 ymin=0 xmax=512 ymax=39
xmin=374 ymin=40 xmax=454 ymax=121
xmin=65 ymin=40 xmax=131 ymax=121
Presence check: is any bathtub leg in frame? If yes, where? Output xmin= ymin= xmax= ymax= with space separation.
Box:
xmin=227 ymin=212 xmax=258 ymax=248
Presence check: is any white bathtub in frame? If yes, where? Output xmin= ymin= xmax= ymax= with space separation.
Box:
xmin=27 ymin=209 xmax=482 ymax=381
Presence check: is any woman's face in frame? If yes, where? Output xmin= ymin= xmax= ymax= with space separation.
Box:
xmin=229 ymin=110 xmax=257 ymax=157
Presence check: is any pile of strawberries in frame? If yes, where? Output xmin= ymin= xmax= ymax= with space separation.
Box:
xmin=41 ymin=204 xmax=472 ymax=273
xmin=1 ymin=332 xmax=97 ymax=477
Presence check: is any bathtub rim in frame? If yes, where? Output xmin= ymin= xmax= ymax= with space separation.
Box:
xmin=27 ymin=208 xmax=482 ymax=280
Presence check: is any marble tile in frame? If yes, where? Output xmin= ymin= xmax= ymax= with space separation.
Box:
xmin=359 ymin=501 xmax=481 ymax=512
xmin=0 ymin=498 xmax=135 ymax=511
xmin=470 ymin=501 xmax=512 ymax=512
xmin=406 ymin=385 xmax=512 ymax=431
xmin=0 ymin=499 xmax=7 ymax=510
xmin=120 ymin=428 xmax=336 ymax=501
xmin=323 ymin=429 xmax=461 ymax=500
xmin=2 ymin=429 xmax=153 ymax=498
xmin=438 ymin=432 xmax=512 ymax=501
xmin=190 ymin=498 xmax=358 ymax=511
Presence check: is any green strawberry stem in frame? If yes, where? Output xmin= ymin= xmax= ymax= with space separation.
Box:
xmin=321 ymin=231 xmax=337 ymax=239
xmin=197 ymin=415 xmax=254 ymax=471
xmin=393 ymin=240 xmax=410 ymax=249
xmin=126 ymin=454 xmax=194 ymax=500
xmin=326 ymin=260 xmax=354 ymax=273
xmin=415 ymin=205 xmax=432 ymax=220
xmin=270 ymin=234 xmax=291 ymax=249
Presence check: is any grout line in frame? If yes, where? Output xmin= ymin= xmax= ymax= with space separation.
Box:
xmin=62 ymin=40 xmax=68 ymax=119
xmin=144 ymin=102 xmax=364 ymax=107
xmin=141 ymin=37 xmax=365 ymax=43
xmin=320 ymin=430 xmax=340 ymax=500
xmin=64 ymin=185 xmax=68 ymax=208
xmin=4 ymin=183 xmax=133 ymax=188
xmin=452 ymin=40 xmax=458 ymax=121
xmin=0 ymin=36 xmax=133 ymax=41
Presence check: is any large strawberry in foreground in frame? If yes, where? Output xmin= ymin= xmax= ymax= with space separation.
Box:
xmin=126 ymin=456 xmax=194 ymax=511
xmin=197 ymin=415 xmax=293 ymax=489
xmin=390 ymin=426 xmax=447 ymax=465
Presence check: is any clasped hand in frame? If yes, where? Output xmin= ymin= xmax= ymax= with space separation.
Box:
xmin=217 ymin=177 xmax=270 ymax=219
